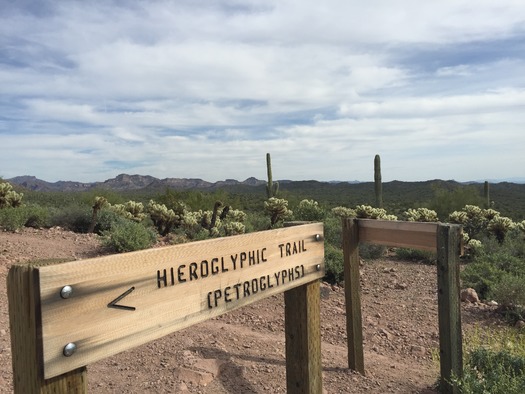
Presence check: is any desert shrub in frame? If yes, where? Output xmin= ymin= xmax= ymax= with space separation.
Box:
xmin=453 ymin=348 xmax=525 ymax=393
xmin=490 ymin=274 xmax=525 ymax=322
xmin=395 ymin=248 xmax=436 ymax=264
xmin=0 ymin=207 xmax=27 ymax=231
xmin=324 ymin=242 xmax=344 ymax=284
xmin=49 ymin=204 xmax=92 ymax=233
xmin=243 ymin=211 xmax=270 ymax=233
xmin=359 ymin=243 xmax=386 ymax=260
xmin=462 ymin=260 xmax=506 ymax=300
xmin=94 ymin=209 xmax=127 ymax=234
xmin=22 ymin=204 xmax=50 ymax=228
xmin=323 ymin=215 xmax=343 ymax=247
xmin=102 ymin=220 xmax=157 ymax=253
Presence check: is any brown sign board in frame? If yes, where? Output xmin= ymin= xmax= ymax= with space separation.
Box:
xmin=37 ymin=223 xmax=324 ymax=379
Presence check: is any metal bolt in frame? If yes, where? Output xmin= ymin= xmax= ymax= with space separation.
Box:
xmin=63 ymin=342 xmax=77 ymax=357
xmin=316 ymin=264 xmax=321 ymax=271
xmin=60 ymin=285 xmax=73 ymax=299
xmin=315 ymin=234 xmax=321 ymax=241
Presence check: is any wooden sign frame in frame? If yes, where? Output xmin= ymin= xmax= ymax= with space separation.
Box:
xmin=342 ymin=218 xmax=463 ymax=394
xmin=8 ymin=222 xmax=324 ymax=393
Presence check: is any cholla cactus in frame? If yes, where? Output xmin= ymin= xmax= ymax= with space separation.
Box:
xmin=482 ymin=209 xmax=500 ymax=221
xmin=449 ymin=205 xmax=490 ymax=239
xmin=124 ymin=201 xmax=146 ymax=222
xmin=111 ymin=201 xmax=146 ymax=222
xmin=265 ymin=197 xmax=293 ymax=227
xmin=147 ymin=200 xmax=180 ymax=236
xmin=404 ymin=208 xmax=439 ymax=222
xmin=88 ymin=196 xmax=109 ymax=233
xmin=448 ymin=210 xmax=468 ymax=224
xmin=517 ymin=220 xmax=525 ymax=234
xmin=487 ymin=216 xmax=515 ymax=244
xmin=355 ymin=205 xmax=397 ymax=220
xmin=331 ymin=206 xmax=357 ymax=218
xmin=295 ymin=199 xmax=325 ymax=221
xmin=223 ymin=222 xmax=246 ymax=236
xmin=0 ymin=182 xmax=23 ymax=208
xmin=224 ymin=209 xmax=246 ymax=223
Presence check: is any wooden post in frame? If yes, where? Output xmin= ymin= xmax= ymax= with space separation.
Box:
xmin=437 ymin=224 xmax=463 ymax=394
xmin=342 ymin=218 xmax=364 ymax=374
xmin=284 ymin=221 xmax=323 ymax=393
xmin=7 ymin=262 xmax=87 ymax=394
xmin=284 ymin=281 xmax=323 ymax=393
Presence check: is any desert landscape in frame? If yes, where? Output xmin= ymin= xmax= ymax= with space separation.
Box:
xmin=0 ymin=227 xmax=500 ymax=393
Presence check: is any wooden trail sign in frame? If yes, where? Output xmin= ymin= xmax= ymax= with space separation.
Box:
xmin=32 ymin=223 xmax=324 ymax=379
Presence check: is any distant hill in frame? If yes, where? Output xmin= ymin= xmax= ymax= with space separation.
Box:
xmin=6 ymin=174 xmax=267 ymax=192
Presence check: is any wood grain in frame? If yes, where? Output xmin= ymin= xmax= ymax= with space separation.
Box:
xmin=357 ymin=219 xmax=438 ymax=251
xmin=37 ymin=223 xmax=324 ymax=379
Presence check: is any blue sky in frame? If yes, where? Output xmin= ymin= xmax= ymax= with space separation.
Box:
xmin=1 ymin=0 xmax=524 ymax=183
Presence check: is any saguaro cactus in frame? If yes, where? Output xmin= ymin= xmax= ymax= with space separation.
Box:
xmin=484 ymin=181 xmax=490 ymax=209
xmin=374 ymin=154 xmax=383 ymax=208
xmin=266 ymin=153 xmax=279 ymax=198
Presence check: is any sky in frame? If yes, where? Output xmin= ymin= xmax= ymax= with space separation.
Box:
xmin=1 ymin=0 xmax=525 ymax=183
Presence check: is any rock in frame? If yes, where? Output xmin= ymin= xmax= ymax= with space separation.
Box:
xmin=320 ymin=286 xmax=331 ymax=299
xmin=461 ymin=288 xmax=480 ymax=303
xmin=394 ymin=282 xmax=408 ymax=290
xmin=193 ymin=358 xmax=224 ymax=377
xmin=486 ymin=300 xmax=498 ymax=306
xmin=410 ymin=345 xmax=427 ymax=357
xmin=173 ymin=366 xmax=215 ymax=386
xmin=515 ymin=320 xmax=525 ymax=329
xmin=379 ymin=328 xmax=394 ymax=340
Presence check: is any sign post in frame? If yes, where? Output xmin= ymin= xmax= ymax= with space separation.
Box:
xmin=8 ymin=223 xmax=324 ymax=393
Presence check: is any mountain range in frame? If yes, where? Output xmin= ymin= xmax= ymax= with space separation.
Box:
xmin=6 ymin=174 xmax=269 ymax=192
xmin=6 ymin=173 xmax=525 ymax=193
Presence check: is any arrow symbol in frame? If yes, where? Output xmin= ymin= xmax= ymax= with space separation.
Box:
xmin=107 ymin=286 xmax=136 ymax=311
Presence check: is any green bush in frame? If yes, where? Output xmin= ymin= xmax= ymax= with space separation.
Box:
xmin=395 ymin=248 xmax=436 ymax=264
xmin=50 ymin=204 xmax=92 ymax=233
xmin=94 ymin=209 xmax=128 ymax=234
xmin=359 ymin=243 xmax=386 ymax=260
xmin=102 ymin=220 xmax=157 ymax=253
xmin=453 ymin=348 xmax=525 ymax=393
xmin=462 ymin=260 xmax=506 ymax=300
xmin=0 ymin=207 xmax=27 ymax=231
xmin=23 ymin=204 xmax=50 ymax=228
xmin=462 ymin=231 xmax=525 ymax=306
xmin=324 ymin=242 xmax=344 ymax=284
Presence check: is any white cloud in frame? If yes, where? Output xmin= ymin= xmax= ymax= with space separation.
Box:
xmin=1 ymin=0 xmax=524 ymax=182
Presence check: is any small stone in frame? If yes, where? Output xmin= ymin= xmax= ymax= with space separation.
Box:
xmin=487 ymin=300 xmax=498 ymax=306
xmin=515 ymin=320 xmax=525 ymax=329
xmin=379 ymin=328 xmax=394 ymax=340
xmin=395 ymin=282 xmax=408 ymax=290
xmin=410 ymin=345 xmax=427 ymax=357
xmin=461 ymin=288 xmax=480 ymax=303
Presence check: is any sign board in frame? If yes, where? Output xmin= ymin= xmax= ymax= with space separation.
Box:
xmin=37 ymin=223 xmax=324 ymax=379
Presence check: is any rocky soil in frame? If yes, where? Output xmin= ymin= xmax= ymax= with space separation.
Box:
xmin=0 ymin=228 xmax=497 ymax=393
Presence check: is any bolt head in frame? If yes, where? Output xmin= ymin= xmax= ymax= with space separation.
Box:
xmin=63 ymin=342 xmax=77 ymax=357
xmin=60 ymin=285 xmax=73 ymax=299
